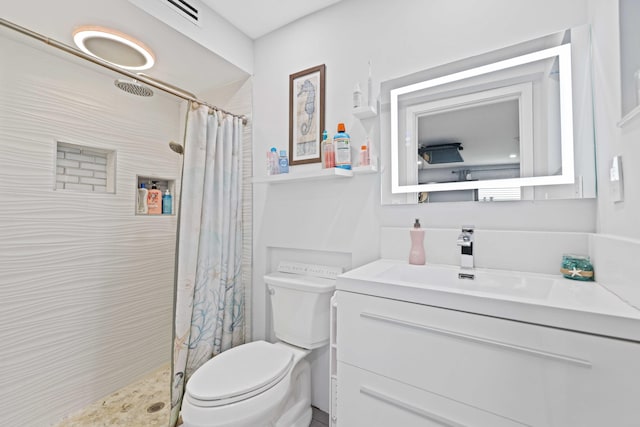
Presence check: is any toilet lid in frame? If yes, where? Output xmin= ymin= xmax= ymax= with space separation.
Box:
xmin=186 ymin=341 xmax=293 ymax=405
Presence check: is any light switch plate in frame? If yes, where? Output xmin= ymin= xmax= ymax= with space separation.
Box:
xmin=610 ymin=155 xmax=624 ymax=203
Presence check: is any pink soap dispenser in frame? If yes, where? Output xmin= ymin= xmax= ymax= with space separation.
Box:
xmin=409 ymin=219 xmax=426 ymax=265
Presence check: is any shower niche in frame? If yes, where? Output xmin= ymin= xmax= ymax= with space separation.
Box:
xmin=136 ymin=175 xmax=176 ymax=216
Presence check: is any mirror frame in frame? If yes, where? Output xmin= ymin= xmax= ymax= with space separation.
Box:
xmin=390 ymin=43 xmax=575 ymax=194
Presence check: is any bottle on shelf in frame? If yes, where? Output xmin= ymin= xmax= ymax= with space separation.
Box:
xmin=353 ymin=82 xmax=362 ymax=108
xmin=162 ymin=189 xmax=172 ymax=215
xmin=137 ymin=183 xmax=148 ymax=214
xmin=269 ymin=147 xmax=279 ymax=175
xmin=334 ymin=123 xmax=351 ymax=170
xmin=322 ymin=130 xmax=335 ymax=168
xmin=359 ymin=144 xmax=370 ymax=167
xmin=278 ymin=150 xmax=289 ymax=174
xmin=147 ymin=181 xmax=162 ymax=215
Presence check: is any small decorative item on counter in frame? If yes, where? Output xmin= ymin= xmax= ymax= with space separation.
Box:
xmin=560 ymin=254 xmax=594 ymax=281
xmin=278 ymin=150 xmax=289 ymax=174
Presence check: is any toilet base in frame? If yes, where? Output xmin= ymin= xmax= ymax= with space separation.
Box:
xmin=181 ymin=342 xmax=312 ymax=427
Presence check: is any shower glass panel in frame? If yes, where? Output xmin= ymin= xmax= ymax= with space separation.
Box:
xmin=0 ymin=24 xmax=184 ymax=426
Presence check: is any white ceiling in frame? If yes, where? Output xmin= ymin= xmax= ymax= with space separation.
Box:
xmin=201 ymin=0 xmax=343 ymax=39
xmin=1 ymin=0 xmax=344 ymax=101
xmin=2 ymin=0 xmax=250 ymax=97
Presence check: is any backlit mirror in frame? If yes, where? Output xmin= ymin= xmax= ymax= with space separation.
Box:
xmin=380 ymin=26 xmax=596 ymax=204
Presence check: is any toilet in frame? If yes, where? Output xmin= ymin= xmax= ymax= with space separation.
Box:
xmin=181 ymin=267 xmax=336 ymax=427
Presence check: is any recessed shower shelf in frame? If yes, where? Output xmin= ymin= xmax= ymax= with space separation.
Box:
xmin=252 ymin=164 xmax=377 ymax=184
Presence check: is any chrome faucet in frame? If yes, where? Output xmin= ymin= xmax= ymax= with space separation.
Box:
xmin=456 ymin=225 xmax=474 ymax=269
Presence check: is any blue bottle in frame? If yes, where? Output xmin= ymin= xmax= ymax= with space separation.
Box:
xmin=279 ymin=150 xmax=289 ymax=173
xmin=334 ymin=123 xmax=351 ymax=170
xmin=162 ymin=189 xmax=172 ymax=214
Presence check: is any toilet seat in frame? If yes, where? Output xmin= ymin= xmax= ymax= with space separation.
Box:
xmin=186 ymin=341 xmax=294 ymax=407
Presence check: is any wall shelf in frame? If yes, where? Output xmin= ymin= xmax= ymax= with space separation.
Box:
xmin=353 ymin=105 xmax=377 ymax=119
xmin=252 ymin=163 xmax=377 ymax=184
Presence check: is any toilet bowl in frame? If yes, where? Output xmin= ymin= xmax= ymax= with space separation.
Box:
xmin=181 ymin=268 xmax=336 ymax=427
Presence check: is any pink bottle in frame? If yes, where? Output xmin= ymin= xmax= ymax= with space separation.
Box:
xmin=409 ymin=219 xmax=425 ymax=265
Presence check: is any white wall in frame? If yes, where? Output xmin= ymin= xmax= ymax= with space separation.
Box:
xmin=588 ymin=0 xmax=640 ymax=241
xmin=252 ymin=0 xmax=597 ymax=411
xmin=0 ymin=33 xmax=183 ymax=425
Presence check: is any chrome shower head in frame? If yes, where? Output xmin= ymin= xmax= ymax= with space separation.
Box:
xmin=169 ymin=141 xmax=184 ymax=154
xmin=114 ymin=79 xmax=153 ymax=97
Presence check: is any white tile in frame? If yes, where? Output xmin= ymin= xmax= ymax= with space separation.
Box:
xmin=65 ymin=168 xmax=94 ymax=177
xmin=56 ymin=175 xmax=79 ymax=184
xmin=65 ymin=153 xmax=96 ymax=163
xmin=79 ymin=162 xmax=107 ymax=171
xmin=63 ymin=183 xmax=93 ymax=192
xmin=57 ymin=159 xmax=80 ymax=168
xmin=381 ymin=227 xmax=590 ymax=275
xmin=590 ymin=234 xmax=640 ymax=309
xmin=80 ymin=177 xmax=107 ymax=186
xmin=57 ymin=145 xmax=81 ymax=154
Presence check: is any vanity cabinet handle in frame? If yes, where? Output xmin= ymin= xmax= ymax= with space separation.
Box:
xmin=360 ymin=311 xmax=592 ymax=368
xmin=360 ymin=385 xmax=469 ymax=427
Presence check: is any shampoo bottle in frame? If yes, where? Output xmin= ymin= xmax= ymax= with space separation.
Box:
xmin=137 ymin=183 xmax=148 ymax=214
xmin=147 ymin=181 xmax=162 ymax=215
xmin=334 ymin=123 xmax=351 ymax=170
xmin=162 ymin=189 xmax=172 ymax=215
xmin=409 ymin=218 xmax=425 ymax=265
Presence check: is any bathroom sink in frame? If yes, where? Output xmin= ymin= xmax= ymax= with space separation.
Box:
xmin=336 ymin=259 xmax=640 ymax=342
xmin=375 ymin=263 xmax=554 ymax=300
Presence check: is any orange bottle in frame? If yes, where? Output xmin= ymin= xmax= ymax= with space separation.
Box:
xmin=147 ymin=181 xmax=162 ymax=214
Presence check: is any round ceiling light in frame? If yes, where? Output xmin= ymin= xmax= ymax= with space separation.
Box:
xmin=73 ymin=26 xmax=155 ymax=71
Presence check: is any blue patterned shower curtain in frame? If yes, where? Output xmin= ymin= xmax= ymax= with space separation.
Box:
xmin=170 ymin=105 xmax=245 ymax=426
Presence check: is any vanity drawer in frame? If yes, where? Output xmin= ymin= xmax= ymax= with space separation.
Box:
xmin=337 ymin=362 xmax=522 ymax=427
xmin=336 ymin=291 xmax=640 ymax=426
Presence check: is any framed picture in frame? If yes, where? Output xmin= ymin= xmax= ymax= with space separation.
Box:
xmin=289 ymin=64 xmax=325 ymax=165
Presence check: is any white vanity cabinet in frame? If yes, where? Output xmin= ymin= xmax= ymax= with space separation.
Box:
xmin=335 ymin=290 xmax=640 ymax=427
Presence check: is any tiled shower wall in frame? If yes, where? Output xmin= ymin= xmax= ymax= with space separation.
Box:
xmin=0 ymin=33 xmax=183 ymax=425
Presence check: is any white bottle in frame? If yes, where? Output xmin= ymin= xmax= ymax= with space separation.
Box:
xmin=137 ymin=183 xmax=148 ymax=214
xmin=353 ymin=82 xmax=362 ymax=109
xmin=269 ymin=147 xmax=279 ymax=175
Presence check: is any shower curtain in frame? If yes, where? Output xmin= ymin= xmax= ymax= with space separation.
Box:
xmin=170 ymin=104 xmax=245 ymax=426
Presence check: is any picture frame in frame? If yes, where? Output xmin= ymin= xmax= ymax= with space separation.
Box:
xmin=289 ymin=64 xmax=325 ymax=165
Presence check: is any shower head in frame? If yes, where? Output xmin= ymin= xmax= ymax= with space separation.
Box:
xmin=114 ymin=79 xmax=153 ymax=97
xmin=169 ymin=141 xmax=184 ymax=154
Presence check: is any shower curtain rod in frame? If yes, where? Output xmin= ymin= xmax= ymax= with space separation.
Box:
xmin=0 ymin=18 xmax=248 ymax=125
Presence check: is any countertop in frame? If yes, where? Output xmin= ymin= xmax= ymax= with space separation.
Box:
xmin=336 ymin=259 xmax=640 ymax=343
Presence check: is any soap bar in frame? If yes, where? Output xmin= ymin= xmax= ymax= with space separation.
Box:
xmin=560 ymin=254 xmax=594 ymax=281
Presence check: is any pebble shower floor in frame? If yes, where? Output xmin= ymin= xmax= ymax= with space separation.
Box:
xmin=53 ymin=364 xmax=171 ymax=427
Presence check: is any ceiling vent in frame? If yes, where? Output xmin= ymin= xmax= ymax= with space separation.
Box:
xmin=419 ymin=142 xmax=464 ymax=164
xmin=165 ymin=0 xmax=200 ymax=25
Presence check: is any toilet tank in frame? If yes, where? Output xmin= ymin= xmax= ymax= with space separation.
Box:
xmin=264 ymin=271 xmax=336 ymax=349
